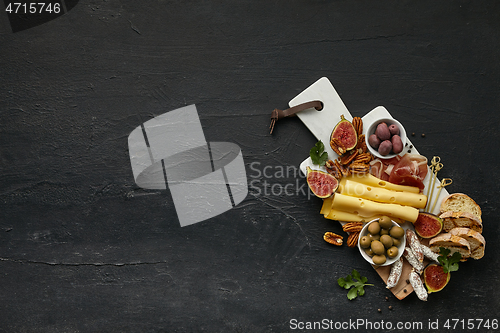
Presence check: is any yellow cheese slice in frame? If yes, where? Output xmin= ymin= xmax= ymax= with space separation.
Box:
xmin=332 ymin=193 xmax=419 ymax=223
xmin=325 ymin=208 xmax=380 ymax=223
xmin=339 ymin=180 xmax=427 ymax=209
xmin=320 ymin=196 xmax=334 ymax=216
xmin=341 ymin=174 xmax=420 ymax=194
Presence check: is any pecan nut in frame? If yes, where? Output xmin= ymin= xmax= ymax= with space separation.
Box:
xmin=340 ymin=150 xmax=359 ymax=166
xmin=355 ymin=134 xmax=368 ymax=154
xmin=324 ymin=232 xmax=343 ymax=246
xmin=330 ymin=137 xmax=346 ymax=156
xmin=342 ymin=222 xmax=364 ymax=233
xmin=325 ymin=160 xmax=342 ymax=179
xmin=337 ymin=161 xmax=351 ymax=177
xmin=325 ymin=159 xmax=335 ymax=169
xmin=352 ymin=117 xmax=363 ymax=135
xmin=349 ymin=162 xmax=370 ymax=174
xmin=353 ymin=152 xmax=372 ymax=164
xmin=347 ymin=231 xmax=360 ymax=248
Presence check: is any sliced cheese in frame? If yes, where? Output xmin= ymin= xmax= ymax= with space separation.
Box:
xmin=320 ymin=196 xmax=334 ymax=216
xmin=341 ymin=174 xmax=420 ymax=194
xmin=339 ymin=180 xmax=427 ymax=209
xmin=325 ymin=208 xmax=380 ymax=223
xmin=332 ymin=193 xmax=419 ymax=223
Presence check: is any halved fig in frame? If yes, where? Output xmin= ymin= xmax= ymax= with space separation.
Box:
xmin=330 ymin=115 xmax=357 ymax=152
xmin=306 ymin=166 xmax=339 ymax=198
xmin=424 ymin=263 xmax=450 ymax=293
xmin=414 ymin=212 xmax=443 ymax=238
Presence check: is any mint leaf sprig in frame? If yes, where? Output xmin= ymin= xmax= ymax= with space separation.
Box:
xmin=310 ymin=140 xmax=329 ymax=166
xmin=338 ymin=269 xmax=374 ymax=300
xmin=438 ymin=247 xmax=462 ymax=274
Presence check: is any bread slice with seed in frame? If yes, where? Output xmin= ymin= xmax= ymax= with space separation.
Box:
xmin=449 ymin=227 xmax=486 ymax=260
xmin=429 ymin=233 xmax=471 ymax=261
xmin=439 ymin=211 xmax=483 ymax=234
xmin=440 ymin=193 xmax=482 ymax=221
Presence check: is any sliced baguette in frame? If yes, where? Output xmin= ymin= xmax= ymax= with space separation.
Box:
xmin=439 ymin=211 xmax=483 ymax=234
xmin=440 ymin=193 xmax=482 ymax=220
xmin=429 ymin=233 xmax=471 ymax=261
xmin=449 ymin=227 xmax=486 ymax=260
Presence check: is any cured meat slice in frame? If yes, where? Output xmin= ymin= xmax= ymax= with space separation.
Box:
xmin=369 ymin=159 xmax=384 ymax=179
xmin=388 ymin=154 xmax=428 ymax=190
xmin=369 ymin=156 xmax=401 ymax=181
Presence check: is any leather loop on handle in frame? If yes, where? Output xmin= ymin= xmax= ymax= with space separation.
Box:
xmin=270 ymin=100 xmax=323 ymax=134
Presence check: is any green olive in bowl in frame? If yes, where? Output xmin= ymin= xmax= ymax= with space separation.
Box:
xmin=371 ymin=240 xmax=385 ymax=255
xmin=380 ymin=234 xmax=394 ymax=248
xmin=379 ymin=216 xmax=392 ymax=229
xmin=357 ymin=217 xmax=406 ymax=266
xmin=387 ymin=246 xmax=399 ymax=258
xmin=372 ymin=254 xmax=387 ymax=265
xmin=359 ymin=236 xmax=371 ymax=249
xmin=368 ymin=222 xmax=381 ymax=235
xmin=390 ymin=226 xmax=404 ymax=238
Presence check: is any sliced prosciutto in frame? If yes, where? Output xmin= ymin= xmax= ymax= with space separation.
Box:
xmin=369 ymin=156 xmax=401 ymax=181
xmin=388 ymin=154 xmax=428 ymax=190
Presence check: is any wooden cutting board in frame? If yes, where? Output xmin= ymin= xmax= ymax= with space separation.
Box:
xmin=289 ymin=77 xmax=448 ymax=299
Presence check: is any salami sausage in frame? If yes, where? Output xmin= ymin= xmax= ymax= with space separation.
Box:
xmin=421 ymin=243 xmax=440 ymax=262
xmin=409 ymin=269 xmax=428 ymax=301
xmin=386 ymin=257 xmax=403 ymax=289
xmin=406 ymin=229 xmax=424 ymax=262
xmin=403 ymin=247 xmax=424 ymax=273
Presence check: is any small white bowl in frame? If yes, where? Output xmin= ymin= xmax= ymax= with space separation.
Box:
xmin=365 ymin=117 xmax=407 ymax=159
xmin=357 ymin=218 xmax=406 ymax=266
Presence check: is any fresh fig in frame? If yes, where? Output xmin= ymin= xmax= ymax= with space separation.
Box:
xmin=306 ymin=166 xmax=338 ymax=198
xmin=330 ymin=115 xmax=357 ymax=152
xmin=414 ymin=212 xmax=443 ymax=238
xmin=424 ymin=263 xmax=450 ymax=293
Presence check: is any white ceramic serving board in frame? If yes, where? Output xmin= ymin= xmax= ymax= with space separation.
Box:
xmin=291 ymin=77 xmax=448 ymax=216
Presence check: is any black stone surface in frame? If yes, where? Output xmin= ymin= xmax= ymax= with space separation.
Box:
xmin=1 ymin=1 xmax=499 ymax=332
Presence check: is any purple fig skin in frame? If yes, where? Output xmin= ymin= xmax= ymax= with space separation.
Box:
xmin=378 ymin=140 xmax=393 ymax=156
xmin=391 ymin=135 xmax=403 ymax=154
xmin=375 ymin=122 xmax=391 ymax=141
xmin=368 ymin=134 xmax=381 ymax=149
xmin=388 ymin=124 xmax=400 ymax=136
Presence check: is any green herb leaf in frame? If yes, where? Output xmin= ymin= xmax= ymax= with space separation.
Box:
xmin=338 ymin=269 xmax=373 ymax=300
xmin=347 ymin=287 xmax=359 ymax=300
xmin=338 ymin=275 xmax=355 ymax=289
xmin=438 ymin=247 xmax=462 ymax=274
xmin=310 ymin=140 xmax=329 ymax=166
